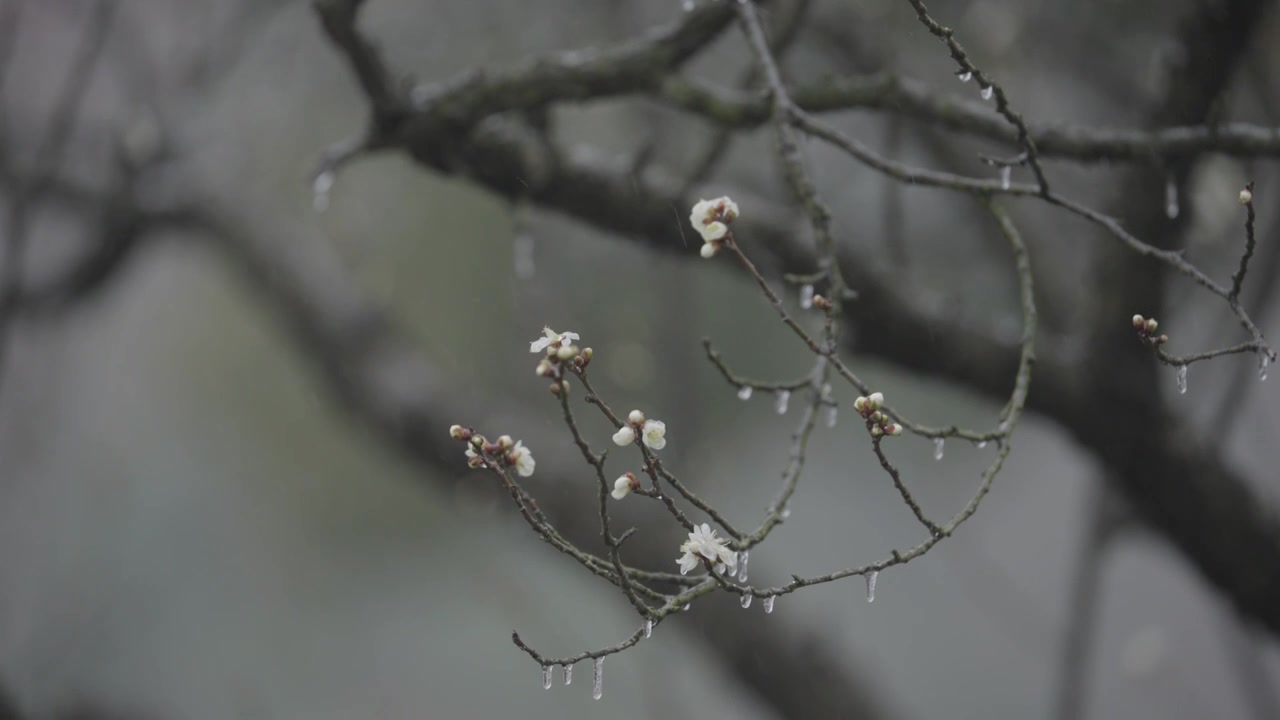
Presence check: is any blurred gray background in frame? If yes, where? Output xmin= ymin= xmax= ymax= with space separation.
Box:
xmin=1 ymin=0 xmax=1278 ymax=718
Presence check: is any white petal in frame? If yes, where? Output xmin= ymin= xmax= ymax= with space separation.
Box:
xmin=561 ymin=331 xmax=580 ymax=342
xmin=699 ymin=221 xmax=728 ymax=242
xmin=530 ymin=337 xmax=553 ymax=353
xmin=612 ymin=426 xmax=636 ymax=446
xmin=720 ymin=197 xmax=739 ymax=220
xmin=611 ymin=486 xmax=629 ymax=500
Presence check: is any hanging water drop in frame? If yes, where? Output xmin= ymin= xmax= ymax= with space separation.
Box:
xmin=563 ymin=664 xmax=573 ymax=685
xmin=738 ymin=550 xmax=750 ymax=582
xmin=865 ymin=571 xmax=879 ymax=603
xmin=799 ymin=284 xmax=815 ymax=309
xmin=1000 ymin=165 xmax=1011 ymax=191
xmin=957 ymin=70 xmax=973 ymax=82
xmin=775 ymin=389 xmax=791 ymax=415
xmin=1176 ymin=364 xmax=1188 ymax=394
xmin=934 ymin=437 xmax=945 ymax=461
xmin=1165 ymin=176 xmax=1180 ymax=219
xmin=977 ymin=440 xmax=988 ymax=449
xmin=763 ymin=596 xmax=776 ymax=614
xmin=737 ymin=385 xmax=753 ymax=401
xmin=644 ymin=620 xmax=653 ymax=639
xmin=682 ymin=603 xmax=691 ymax=612
xmin=1260 ymin=354 xmax=1270 ymax=382
xmin=740 ymin=594 xmax=753 ymax=609
xmin=592 ymin=658 xmax=604 ymax=700
xmin=513 ymin=233 xmax=536 ymax=279
xmin=980 ymin=85 xmax=993 ymax=101
xmin=781 ymin=507 xmax=792 ymax=519
xmin=312 ymin=171 xmax=335 ymax=213
xmin=826 ymin=405 xmax=839 ymax=428
xmin=542 ymin=665 xmax=553 ymax=689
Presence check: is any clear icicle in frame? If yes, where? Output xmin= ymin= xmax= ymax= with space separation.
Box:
xmin=763 ymin=596 xmax=776 ymax=614
xmin=1165 ymin=177 xmax=1180 ymax=219
xmin=980 ymin=85 xmax=993 ymax=101
xmin=775 ymin=389 xmax=791 ymax=415
xmin=513 ymin=232 xmax=536 ymax=279
xmin=799 ymin=284 xmax=815 ymax=309
xmin=737 ymin=385 xmax=753 ymax=401
xmin=1000 ymin=166 xmax=1011 ymax=191
xmin=563 ymin=664 xmax=573 ymax=686
xmin=934 ymin=437 xmax=945 ymax=461
xmin=592 ymin=658 xmax=604 ymax=700
xmin=644 ymin=620 xmax=653 ymax=639
xmin=865 ymin=571 xmax=879 ymax=603
xmin=312 ymin=171 xmax=335 ymax=213
xmin=958 ymin=70 xmax=973 ymax=82
xmin=740 ymin=594 xmax=753 ymax=609
xmin=1176 ymin=364 xmax=1188 ymax=394
xmin=826 ymin=406 xmax=839 ymax=428
xmin=542 ymin=666 xmax=553 ymax=689
xmin=1260 ymin=354 xmax=1270 ymax=382
xmin=738 ymin=550 xmax=750 ymax=582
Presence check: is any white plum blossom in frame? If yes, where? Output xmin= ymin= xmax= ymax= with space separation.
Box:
xmin=530 ymin=326 xmax=580 ymax=354
xmin=690 ymin=196 xmax=740 ymax=259
xmin=611 ymin=473 xmax=639 ymax=500
xmin=676 ymin=523 xmax=737 ymax=575
xmin=612 ymin=425 xmax=636 ymax=446
xmin=641 ymin=420 xmax=666 ymax=450
xmin=510 ymin=441 xmax=536 ymax=477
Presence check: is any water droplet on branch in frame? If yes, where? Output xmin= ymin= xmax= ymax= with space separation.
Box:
xmin=312 ymin=171 xmax=335 ymax=213
xmin=1165 ymin=176 xmax=1180 ymax=219
xmin=592 ymin=658 xmax=604 ymax=700
xmin=1260 ymin=354 xmax=1270 ymax=382
xmin=737 ymin=385 xmax=753 ymax=401
xmin=643 ymin=619 xmax=653 ymax=638
xmin=738 ymin=550 xmax=750 ymax=582
xmin=775 ymin=390 xmax=791 ymax=415
xmin=542 ymin=666 xmax=553 ymax=689
xmin=1000 ymin=166 xmax=1011 ymax=191
xmin=865 ymin=571 xmax=879 ymax=603
xmin=563 ymin=664 xmax=573 ymax=685
xmin=763 ymin=596 xmax=776 ymax=614
xmin=934 ymin=437 xmax=945 ymax=461
xmin=980 ymin=85 xmax=993 ymax=101
xmin=826 ymin=406 xmax=839 ymax=428
xmin=740 ymin=594 xmax=753 ymax=609
xmin=799 ymin=284 xmax=814 ymax=309
xmin=977 ymin=440 xmax=988 ymax=449
xmin=1176 ymin=364 xmax=1188 ymax=394
xmin=957 ymin=70 xmax=973 ymax=82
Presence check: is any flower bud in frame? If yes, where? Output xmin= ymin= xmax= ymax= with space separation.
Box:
xmin=497 ymin=435 xmax=514 ymax=450
xmin=449 ymin=425 xmax=469 ymax=440
xmin=467 ymin=456 xmax=485 ymax=469
xmin=700 ymin=242 xmax=719 ymax=259
xmin=536 ymin=358 xmax=554 ymax=377
xmin=1240 ymin=188 xmax=1253 ymax=205
xmin=853 ymin=396 xmax=867 ymax=412
xmin=1145 ymin=318 xmax=1158 ymax=334
xmin=1156 ymin=334 xmax=1169 ymax=345
xmin=470 ymin=435 xmax=485 ymax=448
xmin=870 ymin=411 xmax=884 ymax=424
xmin=581 ymin=347 xmax=593 ymax=363
xmin=885 ymin=423 xmax=903 ymax=436
xmin=556 ymin=345 xmax=577 ymax=361
xmin=813 ymin=294 xmax=833 ymax=310
xmin=867 ymin=392 xmax=884 ymax=410
xmin=482 ymin=442 xmax=499 ymax=455
xmin=1132 ymin=314 xmax=1145 ymax=329
xmin=870 ymin=425 xmax=884 ymax=437
xmin=550 ymin=382 xmax=563 ymax=395
xmin=628 ymin=409 xmax=646 ymax=425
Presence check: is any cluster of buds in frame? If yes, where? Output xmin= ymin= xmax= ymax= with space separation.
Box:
xmin=611 ymin=471 xmax=641 ymax=500
xmin=449 ymin=425 xmax=536 ymax=477
xmin=689 ymin=196 xmax=740 ymax=258
xmin=613 ymin=409 xmax=667 ymax=451
xmin=853 ymin=392 xmax=903 ymax=438
xmin=1131 ymin=314 xmax=1168 ymax=346
xmin=530 ymin=326 xmax=592 ymax=393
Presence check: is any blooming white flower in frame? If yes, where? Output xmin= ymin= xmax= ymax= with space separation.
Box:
xmin=641 ymin=419 xmax=666 ymax=450
xmin=611 ymin=473 xmax=638 ymax=500
xmin=689 ymin=197 xmax=739 ymax=243
xmin=613 ymin=425 xmax=636 ymax=446
xmin=529 ymin=326 xmax=580 ymax=354
xmin=510 ymin=441 xmax=535 ymax=477
xmin=676 ymin=523 xmax=737 ymax=575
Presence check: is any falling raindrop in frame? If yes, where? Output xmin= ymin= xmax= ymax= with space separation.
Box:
xmin=1176 ymin=364 xmax=1188 ymax=394
xmin=542 ymin=666 xmax=553 ymax=690
xmin=799 ymin=284 xmax=815 ymax=309
xmin=513 ymin=233 xmax=536 ymax=279
xmin=826 ymin=406 xmax=839 ymax=428
xmin=934 ymin=437 xmax=945 ymax=461
xmin=980 ymin=85 xmax=993 ymax=101
xmin=740 ymin=594 xmax=753 ymax=609
xmin=865 ymin=571 xmax=879 ymax=603
xmin=1000 ymin=166 xmax=1011 ymax=191
xmin=763 ymin=596 xmax=776 ymax=614
xmin=738 ymin=550 xmax=750 ymax=582
xmin=1165 ymin=177 xmax=1179 ymax=219
xmin=775 ymin=390 xmax=791 ymax=415
xmin=644 ymin=620 xmax=653 ymax=639
xmin=592 ymin=658 xmax=604 ymax=700
xmin=737 ymin=385 xmax=753 ymax=401
xmin=563 ymin=664 xmax=573 ymax=686
xmin=1260 ymin=354 xmax=1270 ymax=382
xmin=957 ymin=70 xmax=973 ymax=82
xmin=312 ymin=171 xmax=335 ymax=212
